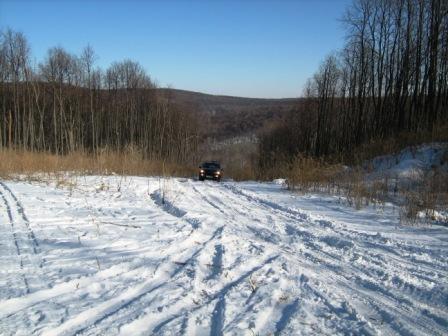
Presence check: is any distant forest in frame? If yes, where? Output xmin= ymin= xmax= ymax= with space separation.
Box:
xmin=260 ymin=0 xmax=448 ymax=169
xmin=1 ymin=0 xmax=448 ymax=174
xmin=0 ymin=33 xmax=199 ymax=163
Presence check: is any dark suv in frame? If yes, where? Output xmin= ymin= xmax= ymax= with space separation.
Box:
xmin=199 ymin=161 xmax=223 ymax=181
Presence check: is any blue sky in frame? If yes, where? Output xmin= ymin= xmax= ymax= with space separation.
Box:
xmin=0 ymin=0 xmax=351 ymax=98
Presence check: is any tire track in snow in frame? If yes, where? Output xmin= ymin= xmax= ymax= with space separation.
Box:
xmin=1 ymin=226 xmax=201 ymax=322
xmin=119 ymin=254 xmax=279 ymax=336
xmin=150 ymin=188 xmax=200 ymax=230
xmin=194 ymin=184 xmax=402 ymax=333
xmin=0 ymin=181 xmax=56 ymax=299
xmin=191 ymin=182 xmax=261 ymax=334
xmin=4 ymin=177 xmax=444 ymax=335
xmin=193 ymin=182 xmax=316 ymax=259
xmin=115 ymin=182 xmax=283 ymax=335
xmin=0 ymin=182 xmax=53 ymax=297
xmin=0 ymin=226 xmax=207 ymax=322
xmin=148 ymin=183 xmax=230 ymax=334
xmin=61 ymin=181 xmax=224 ymax=336
xmin=177 ymin=182 xmax=230 ymax=335
xmin=77 ymin=181 xmax=270 ymax=335
xmin=9 ymin=182 xmax=212 ymax=335
xmin=221 ymin=183 xmax=436 ymax=281
xmin=274 ymin=299 xmax=300 ymax=335
xmin=224 ymin=183 xmax=448 ymax=272
xmin=131 ymin=242 xmax=228 ymax=335
xmin=191 ymin=183 xmax=226 ymax=215
xmin=192 ymin=181 xmax=313 ymax=267
xmin=65 ymin=226 xmax=224 ymax=336
xmin=187 ymin=182 xmax=313 ymax=333
xmin=227 ymin=184 xmax=448 ymax=283
xmin=0 ymin=184 xmax=30 ymax=295
xmin=0 ymin=181 xmax=40 ymax=255
xmin=220 ymin=183 xmax=448 ymax=334
xmin=209 ymin=244 xmax=225 ymax=336
xmin=0 ymin=182 xmax=63 ymax=328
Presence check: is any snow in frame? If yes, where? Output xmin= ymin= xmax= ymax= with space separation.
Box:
xmin=368 ymin=143 xmax=448 ymax=179
xmin=0 ymin=176 xmax=447 ymax=335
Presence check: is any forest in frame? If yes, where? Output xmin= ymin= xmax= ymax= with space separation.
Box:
xmin=259 ymin=0 xmax=448 ymax=171
xmin=0 ymin=33 xmax=199 ymax=166
xmin=1 ymin=0 xmax=447 ymax=179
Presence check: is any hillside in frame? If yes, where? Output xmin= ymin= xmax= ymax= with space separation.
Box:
xmin=158 ymin=88 xmax=302 ymax=140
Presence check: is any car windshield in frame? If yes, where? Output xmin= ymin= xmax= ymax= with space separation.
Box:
xmin=202 ymin=162 xmax=220 ymax=169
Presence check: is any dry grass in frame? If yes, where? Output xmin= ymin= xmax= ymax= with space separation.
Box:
xmin=226 ymin=163 xmax=258 ymax=181
xmin=286 ymin=156 xmax=346 ymax=193
xmin=399 ymin=169 xmax=448 ymax=225
xmin=284 ymin=154 xmax=447 ymax=225
xmin=0 ymin=148 xmax=194 ymax=178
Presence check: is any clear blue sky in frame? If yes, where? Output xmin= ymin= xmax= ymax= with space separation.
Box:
xmin=0 ymin=0 xmax=351 ymax=98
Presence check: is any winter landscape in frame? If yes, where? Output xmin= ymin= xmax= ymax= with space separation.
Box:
xmin=1 ymin=0 xmax=448 ymax=335
xmin=1 ymin=144 xmax=447 ymax=335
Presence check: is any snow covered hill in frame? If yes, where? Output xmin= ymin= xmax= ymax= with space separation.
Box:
xmin=0 ymin=176 xmax=447 ymax=335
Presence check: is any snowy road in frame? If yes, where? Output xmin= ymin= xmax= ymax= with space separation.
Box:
xmin=0 ymin=176 xmax=447 ymax=335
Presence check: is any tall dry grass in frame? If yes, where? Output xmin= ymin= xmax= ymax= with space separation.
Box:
xmin=284 ymin=154 xmax=447 ymax=225
xmin=399 ymin=168 xmax=448 ymax=224
xmin=284 ymin=156 xmax=380 ymax=210
xmin=286 ymin=156 xmax=346 ymax=193
xmin=0 ymin=148 xmax=194 ymax=178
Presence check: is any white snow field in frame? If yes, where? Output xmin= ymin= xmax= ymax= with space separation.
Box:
xmin=0 ymin=176 xmax=447 ymax=335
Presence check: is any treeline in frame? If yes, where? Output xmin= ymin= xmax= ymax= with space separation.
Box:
xmin=260 ymin=0 xmax=448 ymax=170
xmin=0 ymin=29 xmax=198 ymax=164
